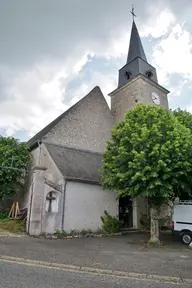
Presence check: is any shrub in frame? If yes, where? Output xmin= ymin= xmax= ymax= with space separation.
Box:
xmin=81 ymin=229 xmax=89 ymax=236
xmin=101 ymin=210 xmax=122 ymax=234
xmin=0 ymin=211 xmax=9 ymax=219
xmin=55 ymin=230 xmax=69 ymax=238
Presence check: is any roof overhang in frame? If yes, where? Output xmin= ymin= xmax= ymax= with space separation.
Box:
xmin=109 ymin=74 xmax=170 ymax=97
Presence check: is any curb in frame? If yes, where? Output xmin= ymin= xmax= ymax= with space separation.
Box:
xmin=0 ymin=255 xmax=192 ymax=284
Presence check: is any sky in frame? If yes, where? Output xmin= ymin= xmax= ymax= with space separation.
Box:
xmin=0 ymin=0 xmax=192 ymax=141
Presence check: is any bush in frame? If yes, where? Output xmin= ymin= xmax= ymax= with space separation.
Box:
xmin=0 ymin=211 xmax=9 ymax=219
xmin=101 ymin=210 xmax=122 ymax=234
xmin=55 ymin=230 xmax=70 ymax=238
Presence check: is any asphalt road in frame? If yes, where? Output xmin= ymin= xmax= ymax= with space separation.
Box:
xmin=0 ymin=260 xmax=190 ymax=288
xmin=0 ymin=234 xmax=191 ymax=280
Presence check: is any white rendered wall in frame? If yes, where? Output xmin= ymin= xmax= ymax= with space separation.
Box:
xmin=63 ymin=181 xmax=117 ymax=232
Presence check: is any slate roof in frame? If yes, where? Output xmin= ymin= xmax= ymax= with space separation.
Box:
xmin=28 ymin=86 xmax=107 ymax=149
xmin=127 ymin=20 xmax=147 ymax=64
xmin=45 ymin=143 xmax=102 ymax=184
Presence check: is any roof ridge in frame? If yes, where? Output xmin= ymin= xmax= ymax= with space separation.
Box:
xmin=44 ymin=142 xmax=103 ymax=156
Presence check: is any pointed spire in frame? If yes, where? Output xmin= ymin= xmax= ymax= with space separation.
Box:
xmin=127 ymin=20 xmax=147 ymax=64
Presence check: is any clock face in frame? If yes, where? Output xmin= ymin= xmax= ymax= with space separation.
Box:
xmin=151 ymin=92 xmax=160 ymax=105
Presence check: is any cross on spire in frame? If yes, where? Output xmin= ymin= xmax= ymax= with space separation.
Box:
xmin=127 ymin=9 xmax=147 ymax=64
xmin=130 ymin=5 xmax=136 ymax=21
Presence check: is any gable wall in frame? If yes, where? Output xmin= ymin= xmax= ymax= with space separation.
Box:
xmin=44 ymin=88 xmax=114 ymax=153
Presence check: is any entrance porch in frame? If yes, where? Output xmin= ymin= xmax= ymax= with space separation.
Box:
xmin=118 ymin=196 xmax=149 ymax=229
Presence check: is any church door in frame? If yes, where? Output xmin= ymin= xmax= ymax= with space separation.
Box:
xmin=119 ymin=196 xmax=133 ymax=228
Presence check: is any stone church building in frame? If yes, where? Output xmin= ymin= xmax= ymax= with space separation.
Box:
xmin=25 ymin=20 xmax=169 ymax=235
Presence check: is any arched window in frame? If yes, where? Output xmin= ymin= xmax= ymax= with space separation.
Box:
xmin=45 ymin=191 xmax=58 ymax=213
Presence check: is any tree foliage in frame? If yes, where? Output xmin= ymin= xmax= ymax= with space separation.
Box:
xmin=173 ymin=108 xmax=192 ymax=131
xmin=0 ymin=136 xmax=31 ymax=200
xmin=172 ymin=109 xmax=192 ymax=198
xmin=102 ymin=104 xmax=192 ymax=206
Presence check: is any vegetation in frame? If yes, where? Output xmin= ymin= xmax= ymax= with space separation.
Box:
xmin=101 ymin=210 xmax=122 ymax=234
xmin=54 ymin=229 xmax=94 ymax=238
xmin=0 ymin=211 xmax=9 ymax=219
xmin=172 ymin=109 xmax=192 ymax=199
xmin=101 ymin=104 xmax=192 ymax=243
xmin=0 ymin=219 xmax=24 ymax=234
xmin=0 ymin=136 xmax=31 ymax=200
xmin=54 ymin=230 xmax=70 ymax=238
xmin=173 ymin=108 xmax=192 ymax=131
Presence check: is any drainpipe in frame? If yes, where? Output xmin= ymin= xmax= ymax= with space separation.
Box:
xmin=61 ymin=180 xmax=67 ymax=231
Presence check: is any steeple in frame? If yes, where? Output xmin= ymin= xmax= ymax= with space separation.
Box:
xmin=127 ymin=21 xmax=147 ymax=64
xmin=117 ymin=8 xmax=158 ymax=88
xmin=109 ymin=6 xmax=170 ymax=125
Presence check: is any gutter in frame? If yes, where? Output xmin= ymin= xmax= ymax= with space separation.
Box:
xmin=65 ymin=177 xmax=100 ymax=186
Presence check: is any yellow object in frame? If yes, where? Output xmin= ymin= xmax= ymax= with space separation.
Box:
xmin=8 ymin=201 xmax=20 ymax=219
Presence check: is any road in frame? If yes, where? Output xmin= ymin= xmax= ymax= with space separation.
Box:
xmin=0 ymin=234 xmax=192 ymax=280
xmin=0 ymin=259 xmax=190 ymax=288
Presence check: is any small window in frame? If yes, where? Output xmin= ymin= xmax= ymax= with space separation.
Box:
xmin=45 ymin=191 xmax=58 ymax=213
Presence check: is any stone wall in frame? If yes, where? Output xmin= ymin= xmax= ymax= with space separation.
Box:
xmin=22 ymin=147 xmax=41 ymax=209
xmin=44 ymin=87 xmax=114 ymax=153
xmin=110 ymin=75 xmax=169 ymax=123
xmin=26 ymin=145 xmax=64 ymax=235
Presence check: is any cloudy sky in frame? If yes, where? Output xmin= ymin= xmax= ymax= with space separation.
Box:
xmin=0 ymin=0 xmax=192 ymax=141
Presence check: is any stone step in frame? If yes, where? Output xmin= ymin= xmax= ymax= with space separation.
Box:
xmin=120 ymin=228 xmax=141 ymax=235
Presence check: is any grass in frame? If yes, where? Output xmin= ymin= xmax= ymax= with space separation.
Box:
xmin=0 ymin=219 xmax=24 ymax=234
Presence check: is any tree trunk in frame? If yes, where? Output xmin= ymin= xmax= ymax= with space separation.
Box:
xmin=149 ymin=206 xmax=160 ymax=244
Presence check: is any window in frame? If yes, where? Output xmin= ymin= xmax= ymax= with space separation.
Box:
xmin=45 ymin=191 xmax=58 ymax=213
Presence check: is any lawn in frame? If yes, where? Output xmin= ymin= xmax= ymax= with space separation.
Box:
xmin=0 ymin=219 xmax=24 ymax=234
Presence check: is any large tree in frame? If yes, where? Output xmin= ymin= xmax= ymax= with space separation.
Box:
xmin=0 ymin=136 xmax=31 ymax=200
xmin=172 ymin=109 xmax=192 ymax=199
xmin=101 ymin=104 xmax=192 ymax=243
xmin=173 ymin=108 xmax=192 ymax=131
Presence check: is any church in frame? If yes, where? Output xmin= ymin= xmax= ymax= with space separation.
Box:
xmin=25 ymin=18 xmax=169 ymax=236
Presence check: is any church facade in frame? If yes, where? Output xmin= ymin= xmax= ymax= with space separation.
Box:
xmin=25 ymin=19 xmax=170 ymax=235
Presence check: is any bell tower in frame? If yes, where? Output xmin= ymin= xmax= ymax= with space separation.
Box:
xmin=109 ymin=8 xmax=169 ymax=123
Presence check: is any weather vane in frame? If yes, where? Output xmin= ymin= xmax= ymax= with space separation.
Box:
xmin=130 ymin=5 xmax=136 ymax=21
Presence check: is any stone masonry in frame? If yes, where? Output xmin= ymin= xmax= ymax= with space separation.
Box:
xmin=110 ymin=75 xmax=169 ymax=123
xmin=44 ymin=86 xmax=114 ymax=153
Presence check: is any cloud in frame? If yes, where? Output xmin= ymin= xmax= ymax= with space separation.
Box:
xmin=141 ymin=9 xmax=176 ymax=38
xmin=0 ymin=0 xmax=192 ymax=139
xmin=0 ymin=62 xmax=68 ymax=136
xmin=67 ymin=71 xmax=117 ymax=107
xmin=152 ymin=23 xmax=192 ymax=81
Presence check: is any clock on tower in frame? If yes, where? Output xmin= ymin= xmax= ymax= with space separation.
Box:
xmin=151 ymin=92 xmax=160 ymax=105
